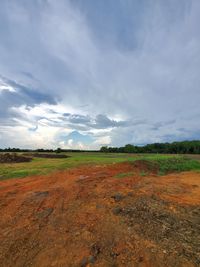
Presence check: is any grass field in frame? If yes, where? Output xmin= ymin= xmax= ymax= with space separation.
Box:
xmin=1 ymin=152 xmax=200 ymax=180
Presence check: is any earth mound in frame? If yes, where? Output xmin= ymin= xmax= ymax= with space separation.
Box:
xmin=0 ymin=153 xmax=32 ymax=163
xmin=132 ymin=159 xmax=159 ymax=174
xmin=24 ymin=153 xmax=70 ymax=159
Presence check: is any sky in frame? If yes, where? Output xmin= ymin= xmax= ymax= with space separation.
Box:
xmin=0 ymin=0 xmax=200 ymax=149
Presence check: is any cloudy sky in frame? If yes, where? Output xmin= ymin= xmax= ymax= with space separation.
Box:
xmin=0 ymin=0 xmax=200 ymax=149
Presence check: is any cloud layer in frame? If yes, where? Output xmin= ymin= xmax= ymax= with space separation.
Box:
xmin=0 ymin=0 xmax=200 ymax=149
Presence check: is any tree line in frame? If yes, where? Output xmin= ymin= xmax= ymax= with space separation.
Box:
xmin=0 ymin=148 xmax=98 ymax=153
xmin=100 ymin=140 xmax=200 ymax=154
xmin=1 ymin=140 xmax=200 ymax=154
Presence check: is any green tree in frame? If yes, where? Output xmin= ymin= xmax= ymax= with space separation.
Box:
xmin=100 ymin=146 xmax=108 ymax=153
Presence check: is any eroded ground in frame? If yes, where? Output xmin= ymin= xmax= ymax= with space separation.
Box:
xmin=0 ymin=162 xmax=200 ymax=267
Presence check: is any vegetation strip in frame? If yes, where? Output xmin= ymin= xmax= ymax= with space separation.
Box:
xmin=0 ymin=152 xmax=200 ymax=180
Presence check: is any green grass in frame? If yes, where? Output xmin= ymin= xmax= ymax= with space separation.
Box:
xmin=0 ymin=152 xmax=200 ymax=180
xmin=133 ymin=155 xmax=200 ymax=175
xmin=140 ymin=170 xmax=148 ymax=176
xmin=0 ymin=152 xmax=138 ymax=181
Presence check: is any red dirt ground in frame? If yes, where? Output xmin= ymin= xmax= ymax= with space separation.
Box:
xmin=0 ymin=162 xmax=199 ymax=267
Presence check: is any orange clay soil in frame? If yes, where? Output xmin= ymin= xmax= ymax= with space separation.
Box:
xmin=0 ymin=162 xmax=199 ymax=267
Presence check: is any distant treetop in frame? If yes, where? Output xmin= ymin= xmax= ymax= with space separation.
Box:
xmin=100 ymin=140 xmax=200 ymax=154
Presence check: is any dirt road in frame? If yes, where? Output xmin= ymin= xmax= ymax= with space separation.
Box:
xmin=0 ymin=162 xmax=199 ymax=267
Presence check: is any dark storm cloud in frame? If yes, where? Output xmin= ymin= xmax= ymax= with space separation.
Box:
xmin=34 ymin=112 xmax=130 ymax=131
xmin=93 ymin=114 xmax=128 ymax=128
xmin=0 ymin=75 xmax=56 ymax=124
xmin=151 ymin=119 xmax=176 ymax=131
xmin=1 ymin=76 xmax=56 ymax=105
xmin=63 ymin=113 xmax=91 ymax=124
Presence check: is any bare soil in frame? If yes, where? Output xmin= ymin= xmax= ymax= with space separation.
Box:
xmin=132 ymin=159 xmax=159 ymax=174
xmin=0 ymin=162 xmax=199 ymax=267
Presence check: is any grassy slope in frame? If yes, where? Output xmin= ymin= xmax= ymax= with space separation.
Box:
xmin=0 ymin=153 xmax=200 ymax=180
xmin=145 ymin=155 xmax=200 ymax=175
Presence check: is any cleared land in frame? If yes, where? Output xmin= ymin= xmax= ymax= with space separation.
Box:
xmin=0 ymin=153 xmax=200 ymax=266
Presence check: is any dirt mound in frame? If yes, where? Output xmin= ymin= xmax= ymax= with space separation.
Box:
xmin=132 ymin=159 xmax=159 ymax=174
xmin=24 ymin=153 xmax=70 ymax=159
xmin=0 ymin=153 xmax=32 ymax=163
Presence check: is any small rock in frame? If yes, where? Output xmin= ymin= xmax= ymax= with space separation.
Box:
xmin=78 ymin=175 xmax=89 ymax=180
xmin=192 ymin=184 xmax=198 ymax=188
xmin=138 ymin=256 xmax=144 ymax=262
xmin=91 ymin=243 xmax=101 ymax=256
xmin=111 ymin=193 xmax=124 ymax=202
xmin=80 ymin=257 xmax=88 ymax=267
xmin=36 ymin=207 xmax=53 ymax=219
xmin=127 ymin=191 xmax=134 ymax=197
xmin=34 ymin=191 xmax=49 ymax=198
xmin=96 ymin=204 xmax=104 ymax=209
xmin=110 ymin=251 xmax=119 ymax=258
xmin=74 ymin=231 xmax=81 ymax=236
xmin=112 ymin=207 xmax=122 ymax=215
xmin=88 ymin=255 xmax=95 ymax=263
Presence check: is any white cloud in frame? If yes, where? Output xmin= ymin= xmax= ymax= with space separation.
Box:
xmin=94 ymin=136 xmax=111 ymax=146
xmin=68 ymin=139 xmax=73 ymax=146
